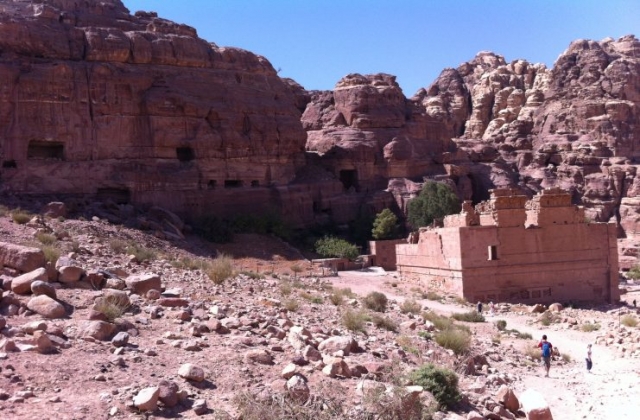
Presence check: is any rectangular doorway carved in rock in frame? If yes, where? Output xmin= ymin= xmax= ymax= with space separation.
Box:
xmin=27 ymin=141 xmax=64 ymax=160
xmin=224 ymin=180 xmax=243 ymax=188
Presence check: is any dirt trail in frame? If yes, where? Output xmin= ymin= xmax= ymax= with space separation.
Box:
xmin=331 ymin=270 xmax=640 ymax=420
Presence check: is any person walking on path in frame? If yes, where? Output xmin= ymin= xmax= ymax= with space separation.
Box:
xmin=477 ymin=301 xmax=483 ymax=314
xmin=586 ymin=344 xmax=593 ymax=373
xmin=536 ymin=334 xmax=554 ymax=377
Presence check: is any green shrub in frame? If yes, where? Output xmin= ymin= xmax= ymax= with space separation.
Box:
xmin=422 ymin=311 xmax=454 ymax=331
xmin=283 ymin=298 xmax=299 ymax=312
xmin=410 ymin=363 xmax=461 ymax=409
xmin=35 ymin=232 xmax=57 ymax=245
xmin=496 ymin=320 xmax=507 ymax=331
xmin=109 ymin=239 xmax=128 ymax=254
xmin=396 ymin=335 xmax=420 ymax=355
xmin=279 ymin=281 xmax=292 ymax=296
xmin=370 ymin=313 xmax=398 ymax=332
xmin=231 ymin=212 xmax=291 ymax=240
xmin=206 ymin=254 xmax=234 ymax=285
xmin=627 ymin=265 xmax=640 ymax=280
xmin=11 ymin=208 xmax=33 ymax=224
xmin=363 ymin=291 xmax=388 ymax=312
xmin=434 ymin=328 xmax=471 ymax=355
xmin=40 ymin=245 xmax=61 ymax=264
xmin=418 ymin=331 xmax=432 ymax=340
xmin=400 ymin=299 xmax=422 ymax=315
xmin=451 ymin=310 xmax=485 ymax=323
xmin=93 ymin=295 xmax=130 ymax=322
xmin=126 ymin=244 xmax=157 ymax=262
xmin=329 ymin=287 xmax=355 ymax=306
xmin=314 ymin=236 xmax=359 ymax=260
xmin=580 ymin=323 xmax=601 ymax=332
xmin=371 ymin=208 xmax=399 ymax=240
xmin=407 ymin=181 xmax=461 ymax=229
xmin=342 ymin=309 xmax=369 ymax=332
xmin=426 ymin=291 xmax=443 ymax=301
xmin=171 ymin=256 xmax=211 ymax=271
xmin=507 ymin=329 xmax=532 ymax=340
xmin=290 ymin=263 xmax=303 ymax=279
xmin=622 ymin=314 xmax=638 ymax=327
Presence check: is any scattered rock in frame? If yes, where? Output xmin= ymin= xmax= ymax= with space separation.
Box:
xmin=178 ymin=363 xmax=205 ymax=382
xmin=27 ymin=295 xmax=66 ymax=319
xmin=133 ymin=386 xmax=159 ymax=411
xmin=31 ymin=280 xmax=57 ymax=299
xmin=11 ymin=268 xmax=48 ymax=295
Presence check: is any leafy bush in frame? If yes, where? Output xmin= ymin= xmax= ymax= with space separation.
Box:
xmin=314 ymin=236 xmax=359 ymax=260
xmin=40 ymin=245 xmax=61 ymax=264
xmin=126 ymin=244 xmax=157 ymax=262
xmin=329 ymin=287 xmax=355 ymax=306
xmin=434 ymin=328 xmax=471 ymax=355
xmin=109 ymin=239 xmax=128 ymax=254
xmin=283 ymin=298 xmax=299 ymax=312
xmin=507 ymin=329 xmax=532 ymax=340
xmin=342 ymin=309 xmax=369 ymax=332
xmin=410 ymin=363 xmax=461 ymax=409
xmin=580 ymin=323 xmax=601 ymax=332
xmin=11 ymin=208 xmax=33 ymax=225
xmin=206 ymin=254 xmax=234 ymax=285
xmin=426 ymin=291 xmax=443 ymax=301
xmin=627 ymin=265 xmax=640 ymax=280
xmin=370 ymin=313 xmax=398 ymax=332
xmin=422 ymin=311 xmax=454 ymax=331
xmin=451 ymin=310 xmax=485 ymax=323
xmin=93 ymin=295 xmax=130 ymax=322
xmin=407 ymin=181 xmax=461 ymax=229
xmin=279 ymin=281 xmax=292 ymax=296
xmin=371 ymin=209 xmax=399 ymax=240
xmin=496 ymin=320 xmax=507 ymax=331
xmin=400 ymin=299 xmax=422 ymax=315
xmin=622 ymin=314 xmax=638 ymax=327
xmin=290 ymin=263 xmax=303 ymax=279
xmin=35 ymin=231 xmax=57 ymax=245
xmin=363 ymin=291 xmax=388 ymax=312
xmin=231 ymin=211 xmax=291 ymax=240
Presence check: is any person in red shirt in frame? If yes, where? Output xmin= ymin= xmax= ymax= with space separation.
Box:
xmin=536 ymin=334 xmax=553 ymax=377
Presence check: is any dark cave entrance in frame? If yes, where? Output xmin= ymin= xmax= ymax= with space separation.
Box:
xmin=339 ymin=169 xmax=359 ymax=191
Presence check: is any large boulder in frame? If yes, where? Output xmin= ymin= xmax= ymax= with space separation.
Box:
xmin=11 ymin=268 xmax=48 ymax=294
xmin=520 ymin=389 xmax=553 ymax=420
xmin=79 ymin=320 xmax=116 ymax=341
xmin=26 ymin=295 xmax=66 ymax=319
xmin=495 ymin=385 xmax=520 ymax=413
xmin=125 ymin=273 xmax=161 ymax=295
xmin=0 ymin=243 xmax=45 ymax=273
xmin=318 ymin=335 xmax=358 ymax=356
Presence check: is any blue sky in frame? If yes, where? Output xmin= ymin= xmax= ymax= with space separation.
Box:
xmin=122 ymin=0 xmax=639 ymax=96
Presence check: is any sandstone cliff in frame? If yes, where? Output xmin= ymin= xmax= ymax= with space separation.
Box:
xmin=2 ymin=1 xmax=640 ymax=248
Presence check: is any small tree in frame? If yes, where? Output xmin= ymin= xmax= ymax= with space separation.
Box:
xmin=407 ymin=181 xmax=461 ymax=229
xmin=372 ymin=209 xmax=399 ymax=240
xmin=315 ymin=236 xmax=359 ymax=260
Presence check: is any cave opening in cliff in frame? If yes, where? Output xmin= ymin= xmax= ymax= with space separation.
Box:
xmin=207 ymin=180 xmax=217 ymax=189
xmin=2 ymin=160 xmax=16 ymax=168
xmin=225 ymin=180 xmax=243 ymax=188
xmin=251 ymin=180 xmax=259 ymax=187
xmin=96 ymin=188 xmax=131 ymax=204
xmin=339 ymin=169 xmax=359 ymax=192
xmin=176 ymin=147 xmax=195 ymax=162
xmin=27 ymin=141 xmax=64 ymax=160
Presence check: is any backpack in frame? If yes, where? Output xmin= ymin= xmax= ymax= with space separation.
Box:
xmin=542 ymin=342 xmax=551 ymax=358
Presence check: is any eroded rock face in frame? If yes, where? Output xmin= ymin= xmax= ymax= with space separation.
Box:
xmin=0 ymin=0 xmax=308 ymax=220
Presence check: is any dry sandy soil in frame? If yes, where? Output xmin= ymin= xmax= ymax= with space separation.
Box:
xmin=1 ymin=208 xmax=640 ymax=420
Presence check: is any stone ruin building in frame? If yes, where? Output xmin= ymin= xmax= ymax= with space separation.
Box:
xmin=395 ymin=188 xmax=620 ymax=304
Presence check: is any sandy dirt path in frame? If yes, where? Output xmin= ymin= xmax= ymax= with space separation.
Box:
xmin=330 ymin=270 xmax=640 ymax=420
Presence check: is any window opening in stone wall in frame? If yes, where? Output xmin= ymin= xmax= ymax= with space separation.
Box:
xmin=224 ymin=180 xmax=243 ymax=188
xmin=251 ymin=180 xmax=259 ymax=187
xmin=96 ymin=188 xmax=131 ymax=204
xmin=2 ymin=160 xmax=16 ymax=168
xmin=207 ymin=180 xmax=217 ymax=189
xmin=176 ymin=147 xmax=195 ymax=162
xmin=339 ymin=169 xmax=358 ymax=191
xmin=488 ymin=245 xmax=498 ymax=260
xmin=27 ymin=141 xmax=64 ymax=160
